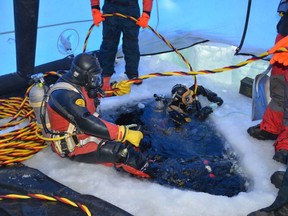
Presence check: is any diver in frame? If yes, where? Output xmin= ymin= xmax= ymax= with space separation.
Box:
xmin=165 ymin=84 xmax=224 ymax=126
xmin=44 ymin=53 xmax=151 ymax=178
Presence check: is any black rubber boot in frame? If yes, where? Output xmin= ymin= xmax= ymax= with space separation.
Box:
xmin=273 ymin=150 xmax=288 ymax=165
xmin=247 ymin=124 xmax=278 ymax=140
xmin=247 ymin=167 xmax=288 ymax=216
xmin=129 ymin=77 xmax=143 ymax=85
xmin=271 ymin=171 xmax=285 ymax=189
xmin=124 ymin=146 xmax=148 ymax=171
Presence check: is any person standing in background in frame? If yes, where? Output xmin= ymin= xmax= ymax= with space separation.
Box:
xmin=248 ymin=0 xmax=288 ymax=165
xmin=90 ymin=0 xmax=153 ymax=91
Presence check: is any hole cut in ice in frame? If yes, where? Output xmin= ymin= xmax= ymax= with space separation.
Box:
xmin=101 ymin=98 xmax=249 ymax=197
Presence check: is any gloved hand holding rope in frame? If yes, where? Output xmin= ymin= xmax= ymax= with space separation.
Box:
xmin=111 ymin=80 xmax=134 ymax=96
xmin=269 ymin=35 xmax=288 ymax=66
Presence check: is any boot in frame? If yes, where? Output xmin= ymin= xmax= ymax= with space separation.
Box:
xmin=247 ymin=168 xmax=288 ymax=216
xmin=273 ymin=150 xmax=288 ymax=165
xmin=114 ymin=145 xmax=151 ymax=178
xmin=271 ymin=171 xmax=285 ymax=189
xmin=131 ymin=78 xmax=143 ymax=85
xmin=127 ymin=74 xmax=143 ymax=85
xmin=247 ymin=124 xmax=278 ymax=140
xmin=102 ymin=76 xmax=115 ymax=97
xmin=102 ymin=77 xmax=112 ymax=91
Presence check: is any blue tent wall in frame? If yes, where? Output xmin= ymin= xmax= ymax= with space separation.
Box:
xmin=0 ymin=0 xmax=281 ymax=94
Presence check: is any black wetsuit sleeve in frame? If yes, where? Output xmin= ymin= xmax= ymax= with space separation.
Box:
xmin=48 ymin=89 xmax=113 ymax=140
xmin=189 ymin=85 xmax=223 ymax=106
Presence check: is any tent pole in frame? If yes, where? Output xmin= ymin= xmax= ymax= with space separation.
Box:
xmin=13 ymin=0 xmax=39 ymax=80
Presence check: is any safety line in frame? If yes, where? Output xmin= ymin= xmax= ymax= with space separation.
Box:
xmin=82 ymin=12 xmax=283 ymax=97
xmin=0 ymin=193 xmax=92 ymax=216
xmin=84 ymin=12 xmax=194 ymax=72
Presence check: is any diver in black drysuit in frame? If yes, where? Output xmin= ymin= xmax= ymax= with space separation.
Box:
xmin=166 ymin=84 xmax=223 ymax=126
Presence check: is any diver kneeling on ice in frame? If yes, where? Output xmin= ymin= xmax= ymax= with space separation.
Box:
xmin=163 ymin=84 xmax=223 ymax=126
xmin=45 ymin=53 xmax=152 ymax=178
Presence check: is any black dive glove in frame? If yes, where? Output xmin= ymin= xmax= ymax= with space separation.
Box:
xmin=190 ymin=85 xmax=223 ymax=106
xmin=196 ymin=106 xmax=213 ymax=121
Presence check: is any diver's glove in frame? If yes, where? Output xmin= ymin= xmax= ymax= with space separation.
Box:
xmin=207 ymin=94 xmax=224 ymax=106
xmin=268 ymin=35 xmax=288 ymax=66
xmin=112 ymin=80 xmax=133 ymax=96
xmin=116 ymin=125 xmax=143 ymax=147
xmin=136 ymin=12 xmax=150 ymax=28
xmin=92 ymin=9 xmax=105 ymax=26
xmin=196 ymin=106 xmax=213 ymax=121
xmin=193 ymin=85 xmax=223 ymax=106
